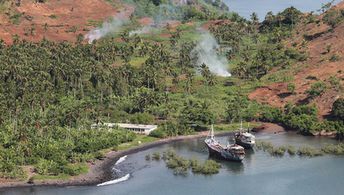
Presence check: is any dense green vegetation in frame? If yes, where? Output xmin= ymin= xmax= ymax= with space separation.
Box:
xmin=210 ymin=7 xmax=306 ymax=81
xmin=332 ymin=98 xmax=344 ymax=120
xmin=123 ymin=0 xmax=230 ymax=21
xmin=0 ymin=1 xmax=342 ymax=180
xmin=322 ymin=6 xmax=344 ymax=28
xmin=258 ymin=103 xmax=344 ymax=135
xmin=0 ymin=10 xmax=231 ymax=178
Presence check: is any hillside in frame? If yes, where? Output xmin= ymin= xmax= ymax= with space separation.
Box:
xmin=249 ymin=2 xmax=344 ymax=118
xmin=0 ymin=0 xmax=228 ymax=44
xmin=0 ymin=0 xmax=343 ymax=183
xmin=0 ymin=0 xmax=128 ymax=44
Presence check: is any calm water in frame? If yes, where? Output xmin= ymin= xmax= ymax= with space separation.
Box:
xmin=224 ymin=0 xmax=342 ymax=20
xmin=2 ymin=132 xmax=344 ymax=195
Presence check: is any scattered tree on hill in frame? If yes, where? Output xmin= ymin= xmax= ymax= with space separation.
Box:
xmin=306 ymin=81 xmax=327 ymax=99
xmin=179 ymin=98 xmax=215 ymax=128
xmin=287 ymin=83 xmax=296 ymax=94
xmin=332 ymin=98 xmax=344 ymax=120
xmin=200 ymin=63 xmax=217 ymax=86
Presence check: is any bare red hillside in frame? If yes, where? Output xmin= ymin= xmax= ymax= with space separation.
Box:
xmin=249 ymin=2 xmax=344 ymax=117
xmin=0 ymin=0 xmax=130 ymax=44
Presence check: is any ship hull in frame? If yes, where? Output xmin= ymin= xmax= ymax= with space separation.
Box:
xmin=235 ymin=138 xmax=255 ymax=149
xmin=205 ymin=143 xmax=244 ymax=162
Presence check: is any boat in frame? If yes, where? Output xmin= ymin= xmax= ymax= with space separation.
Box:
xmin=205 ymin=125 xmax=245 ymax=162
xmin=234 ymin=121 xmax=255 ymax=149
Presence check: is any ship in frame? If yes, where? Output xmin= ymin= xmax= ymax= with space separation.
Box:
xmin=205 ymin=125 xmax=245 ymax=162
xmin=234 ymin=121 xmax=255 ymax=149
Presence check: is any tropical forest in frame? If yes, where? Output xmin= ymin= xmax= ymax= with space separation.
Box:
xmin=0 ymin=0 xmax=343 ymax=193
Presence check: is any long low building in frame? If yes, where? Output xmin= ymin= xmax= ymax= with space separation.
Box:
xmin=91 ymin=123 xmax=158 ymax=135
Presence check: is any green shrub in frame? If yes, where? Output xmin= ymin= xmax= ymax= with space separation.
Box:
xmin=321 ymin=144 xmax=344 ymax=155
xmin=201 ymin=160 xmax=221 ymax=175
xmin=306 ymin=81 xmax=326 ymax=98
xmin=323 ymin=9 xmax=344 ymax=28
xmin=49 ymin=14 xmax=58 ymax=19
xmin=329 ymin=54 xmax=340 ymax=62
xmin=149 ymin=128 xmax=168 ymax=138
xmin=255 ymin=141 xmax=274 ymax=151
xmin=286 ymin=145 xmax=296 ymax=155
xmin=297 ymin=146 xmax=323 ymax=157
xmin=285 ymin=48 xmax=307 ymax=61
xmin=152 ymin=152 xmax=161 ymax=161
xmin=35 ymin=159 xmax=60 ymax=175
xmin=9 ymin=13 xmax=23 ymax=24
xmin=287 ymin=83 xmax=296 ymax=94
xmin=62 ymin=163 xmax=88 ymax=176
xmin=328 ymin=76 xmax=340 ymax=90
xmin=129 ymin=112 xmax=154 ymax=124
xmin=270 ymin=146 xmax=287 ymax=156
xmin=332 ymin=98 xmax=344 ymax=120
xmin=93 ymin=151 xmax=105 ymax=160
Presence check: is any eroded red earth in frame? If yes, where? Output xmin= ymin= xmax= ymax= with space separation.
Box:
xmin=0 ymin=0 xmax=133 ymax=44
xmin=249 ymin=2 xmax=344 ymax=117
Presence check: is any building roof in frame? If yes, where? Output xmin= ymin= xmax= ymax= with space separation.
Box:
xmin=91 ymin=123 xmax=158 ymax=131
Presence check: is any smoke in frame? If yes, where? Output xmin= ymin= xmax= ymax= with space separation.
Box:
xmin=129 ymin=26 xmax=153 ymax=36
xmin=85 ymin=11 xmax=129 ymax=44
xmin=179 ymin=0 xmax=188 ymax=5
xmin=192 ymin=31 xmax=231 ymax=77
xmin=129 ymin=3 xmax=184 ymax=36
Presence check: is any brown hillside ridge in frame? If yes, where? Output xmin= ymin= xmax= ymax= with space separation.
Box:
xmin=202 ymin=19 xmax=231 ymax=30
xmin=249 ymin=2 xmax=344 ymax=118
xmin=0 ymin=0 xmax=131 ymax=44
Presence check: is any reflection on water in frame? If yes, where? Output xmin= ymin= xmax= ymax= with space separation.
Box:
xmin=220 ymin=160 xmax=245 ymax=174
xmin=1 ymin=132 xmax=344 ymax=195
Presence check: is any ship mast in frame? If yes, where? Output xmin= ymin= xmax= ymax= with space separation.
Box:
xmin=210 ymin=124 xmax=214 ymax=139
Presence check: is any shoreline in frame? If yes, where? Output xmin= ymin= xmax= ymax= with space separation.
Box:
xmin=0 ymin=131 xmax=236 ymax=189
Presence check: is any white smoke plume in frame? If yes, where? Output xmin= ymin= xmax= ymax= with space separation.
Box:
xmin=129 ymin=26 xmax=153 ymax=36
xmin=128 ymin=3 xmax=183 ymax=36
xmin=85 ymin=11 xmax=129 ymax=44
xmin=192 ymin=31 xmax=231 ymax=77
xmin=179 ymin=0 xmax=188 ymax=5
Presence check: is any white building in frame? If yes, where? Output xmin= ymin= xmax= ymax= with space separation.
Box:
xmin=91 ymin=123 xmax=158 ymax=135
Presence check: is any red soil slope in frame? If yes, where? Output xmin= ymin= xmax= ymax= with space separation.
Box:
xmin=249 ymin=2 xmax=344 ymax=117
xmin=0 ymin=0 xmax=128 ymax=44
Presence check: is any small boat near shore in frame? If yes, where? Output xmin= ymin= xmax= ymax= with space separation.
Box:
xmin=205 ymin=125 xmax=245 ymax=162
xmin=235 ymin=122 xmax=255 ymax=149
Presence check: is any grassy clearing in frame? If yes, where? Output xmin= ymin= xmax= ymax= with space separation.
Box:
xmin=260 ymin=69 xmax=294 ymax=83
xmin=129 ymin=56 xmax=148 ymax=67
xmin=32 ymin=174 xmax=71 ymax=181
xmin=31 ymin=163 xmax=88 ymax=182
xmin=116 ymin=135 xmax=159 ymax=151
xmin=87 ymin=19 xmax=103 ymax=27
xmin=0 ymin=1 xmax=12 ymax=14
